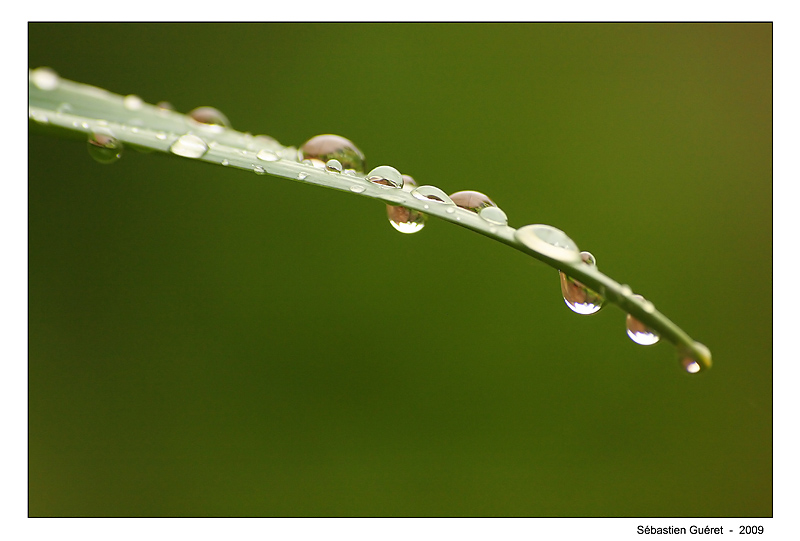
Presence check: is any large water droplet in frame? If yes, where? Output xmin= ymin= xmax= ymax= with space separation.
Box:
xmin=626 ymin=295 xmax=660 ymax=345
xmin=411 ymin=185 xmax=455 ymax=204
xmin=123 ymin=94 xmax=144 ymax=110
xmin=479 ymin=206 xmax=508 ymax=225
xmin=31 ymin=67 xmax=60 ymax=90
xmin=87 ymin=132 xmax=123 ymax=164
xmin=559 ymin=251 xmax=605 ymax=315
xmin=300 ymin=134 xmax=366 ymax=172
xmin=169 ymin=134 xmax=208 ymax=159
xmin=188 ymin=106 xmax=231 ymax=129
xmin=366 ymin=165 xmax=404 ymax=189
xmin=515 ymin=224 xmax=580 ymax=262
xmin=256 ymin=149 xmax=279 ymax=162
xmin=387 ymin=206 xmax=427 ymax=234
xmin=450 ymin=190 xmax=495 ymax=212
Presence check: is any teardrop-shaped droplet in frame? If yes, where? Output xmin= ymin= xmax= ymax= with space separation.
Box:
xmin=253 ymin=165 xmax=267 ymax=175
xmin=678 ymin=342 xmax=711 ymax=374
xmin=366 ymin=165 xmax=404 ymax=189
xmin=188 ymin=106 xmax=231 ymax=129
xmin=411 ymin=185 xmax=455 ymax=204
xmin=450 ymin=190 xmax=496 ymax=212
xmin=299 ymin=134 xmax=366 ymax=172
xmin=30 ymin=67 xmax=60 ymax=90
xmin=515 ymin=224 xmax=580 ymax=262
xmin=256 ymin=149 xmax=279 ymax=162
xmin=169 ymin=134 xmax=208 ymax=159
xmin=87 ymin=132 xmax=123 ymax=164
xmin=478 ymin=206 xmax=508 ymax=225
xmin=123 ymin=94 xmax=144 ymax=111
xmin=326 ymin=159 xmax=343 ymax=172
xmin=559 ymin=251 xmax=605 ymax=315
xmin=387 ymin=205 xmax=426 ymax=234
xmin=626 ymin=295 xmax=660 ymax=345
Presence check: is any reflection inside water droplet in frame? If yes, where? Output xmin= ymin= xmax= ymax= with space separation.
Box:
xmin=411 ymin=185 xmax=454 ymax=204
xmin=560 ymin=251 xmax=605 ymax=315
xmin=87 ymin=132 xmax=123 ymax=164
xmin=678 ymin=342 xmax=711 ymax=374
xmin=300 ymin=134 xmax=366 ymax=172
xmin=626 ymin=295 xmax=660 ymax=345
xmin=387 ymin=205 xmax=426 ymax=234
xmin=326 ymin=159 xmax=343 ymax=172
xmin=367 ymin=165 xmax=404 ymax=189
xmin=450 ymin=190 xmax=495 ymax=212
xmin=188 ymin=106 xmax=231 ymax=129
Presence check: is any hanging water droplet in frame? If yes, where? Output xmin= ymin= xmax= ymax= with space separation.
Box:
xmin=450 ymin=190 xmax=496 ymax=212
xmin=479 ymin=206 xmax=508 ymax=225
xmin=678 ymin=342 xmax=711 ymax=373
xmin=169 ymin=134 xmax=208 ymax=159
xmin=253 ymin=165 xmax=267 ymax=175
xmin=188 ymin=106 xmax=231 ymax=129
xmin=326 ymin=159 xmax=343 ymax=172
xmin=387 ymin=205 xmax=427 ymax=234
xmin=626 ymin=295 xmax=660 ymax=345
xmin=559 ymin=251 xmax=605 ymax=315
xmin=123 ymin=94 xmax=144 ymax=110
xmin=87 ymin=132 xmax=123 ymax=164
xmin=411 ymin=185 xmax=455 ymax=204
xmin=298 ymin=172 xmax=308 ymax=180
xmin=350 ymin=185 xmax=366 ymax=193
xmin=300 ymin=134 xmax=366 ymax=172
xmin=31 ymin=67 xmax=60 ymax=90
xmin=514 ymin=224 xmax=580 ymax=262
xmin=366 ymin=165 xmax=404 ymax=189
xmin=257 ymin=149 xmax=279 ymax=162
xmin=221 ymin=159 xmax=229 ymax=166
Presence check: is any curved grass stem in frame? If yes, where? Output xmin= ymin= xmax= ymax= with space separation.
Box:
xmin=28 ymin=68 xmax=711 ymax=373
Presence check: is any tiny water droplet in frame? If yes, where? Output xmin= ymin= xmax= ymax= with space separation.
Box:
xmin=424 ymin=204 xmax=430 ymax=210
xmin=169 ymin=134 xmax=208 ymax=159
xmin=478 ymin=206 xmax=508 ymax=225
xmin=446 ymin=207 xmax=456 ymax=214
xmin=221 ymin=159 xmax=229 ymax=166
xmin=256 ymin=149 xmax=279 ymax=162
xmin=366 ymin=165 xmax=404 ymax=189
xmin=450 ymin=190 xmax=496 ymax=212
xmin=326 ymin=159 xmax=343 ymax=172
xmin=300 ymin=134 xmax=366 ymax=173
xmin=31 ymin=67 xmax=59 ymax=90
xmin=253 ymin=165 xmax=267 ymax=175
xmin=30 ymin=111 xmax=49 ymax=124
xmin=80 ymin=122 xmax=90 ymax=129
xmin=515 ymin=224 xmax=580 ymax=262
xmin=411 ymin=185 xmax=455 ymax=204
xmin=56 ymin=103 xmax=73 ymax=113
xmin=626 ymin=295 xmax=660 ymax=345
xmin=188 ymin=106 xmax=231 ymax=129
xmin=155 ymin=132 xmax=167 ymax=140
xmin=87 ymin=132 xmax=123 ymax=164
xmin=350 ymin=185 xmax=366 ymax=193
xmin=123 ymin=94 xmax=144 ymax=110
xmin=387 ymin=205 xmax=426 ymax=234
xmin=298 ymin=172 xmax=308 ymax=180
xmin=560 ymin=251 xmax=605 ymax=315
xmin=678 ymin=342 xmax=711 ymax=374
xmin=156 ymin=101 xmax=175 ymax=111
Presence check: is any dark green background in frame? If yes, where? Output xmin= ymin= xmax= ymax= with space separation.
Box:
xmin=28 ymin=23 xmax=772 ymax=517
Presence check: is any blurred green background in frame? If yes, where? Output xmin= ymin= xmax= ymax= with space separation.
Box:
xmin=28 ymin=23 xmax=771 ymax=517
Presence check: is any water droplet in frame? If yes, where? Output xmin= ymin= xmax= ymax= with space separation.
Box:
xmin=80 ymin=122 xmax=90 ymax=129
xmin=123 ymin=94 xmax=144 ymax=110
xmin=252 ymin=134 xmax=278 ymax=147
xmin=221 ymin=159 xmax=229 ymax=166
xmin=30 ymin=111 xmax=49 ymax=124
xmin=298 ymin=172 xmax=308 ymax=180
xmin=514 ymin=224 xmax=580 ymax=262
xmin=300 ymin=134 xmax=366 ymax=173
xmin=450 ymin=190 xmax=496 ymax=212
xmin=678 ymin=342 xmax=711 ymax=373
xmin=326 ymin=159 xmax=343 ymax=172
xmin=256 ymin=149 xmax=279 ymax=162
xmin=387 ymin=205 xmax=426 ymax=234
xmin=400 ymin=175 xmax=418 ymax=191
xmin=350 ymin=185 xmax=366 ymax=193
xmin=479 ymin=206 xmax=508 ymax=225
xmin=253 ymin=165 xmax=267 ymax=175
xmin=87 ymin=132 xmax=123 ymax=164
xmin=56 ymin=103 xmax=73 ymax=113
xmin=156 ymin=101 xmax=175 ymax=111
xmin=560 ymin=251 xmax=605 ymax=315
xmin=31 ymin=67 xmax=59 ymax=90
xmin=626 ymin=295 xmax=660 ymax=345
xmin=169 ymin=134 xmax=208 ymax=159
xmin=155 ymin=132 xmax=167 ymax=140
xmin=366 ymin=165 xmax=404 ymax=189
xmin=446 ymin=207 xmax=456 ymax=214
xmin=188 ymin=106 xmax=231 ymax=129
xmin=411 ymin=185 xmax=455 ymax=204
